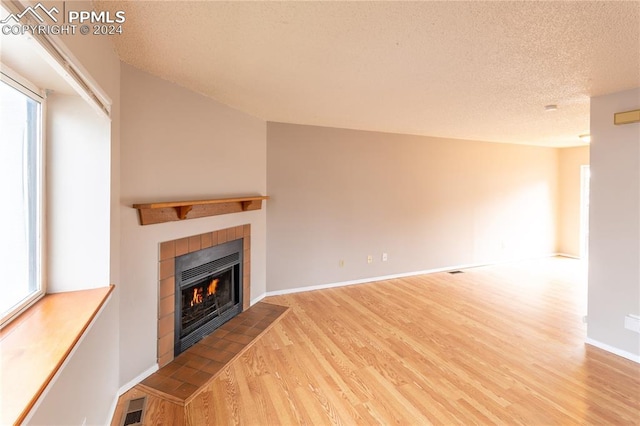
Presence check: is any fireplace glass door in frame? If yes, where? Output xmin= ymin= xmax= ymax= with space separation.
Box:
xmin=180 ymin=267 xmax=234 ymax=338
xmin=174 ymin=239 xmax=243 ymax=355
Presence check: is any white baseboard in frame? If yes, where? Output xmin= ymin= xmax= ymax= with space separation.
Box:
xmin=585 ymin=338 xmax=640 ymax=363
xmin=266 ymin=262 xmax=493 ymax=298
xmin=107 ymin=393 xmax=120 ymax=426
xmin=265 ymin=253 xmax=564 ymax=298
xmin=108 ymin=363 xmax=160 ymax=423
xmin=250 ymin=293 xmax=266 ymax=306
xmin=118 ymin=364 xmax=159 ymax=396
xmin=556 ymin=252 xmax=581 ymax=259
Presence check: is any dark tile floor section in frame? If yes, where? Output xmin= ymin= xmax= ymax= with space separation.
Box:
xmin=140 ymin=302 xmax=289 ymax=402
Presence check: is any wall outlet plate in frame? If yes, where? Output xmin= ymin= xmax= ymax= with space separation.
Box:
xmin=624 ymin=315 xmax=640 ymax=333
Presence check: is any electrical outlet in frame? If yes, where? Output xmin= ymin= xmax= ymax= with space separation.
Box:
xmin=624 ymin=314 xmax=640 ymax=333
xmin=382 ymin=253 xmax=388 ymax=262
xmin=367 ymin=255 xmax=373 ymax=264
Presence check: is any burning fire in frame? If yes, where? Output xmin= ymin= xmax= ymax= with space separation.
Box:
xmin=190 ymin=287 xmax=202 ymax=307
xmin=208 ymin=278 xmax=218 ymax=296
xmin=189 ymin=278 xmax=219 ymax=307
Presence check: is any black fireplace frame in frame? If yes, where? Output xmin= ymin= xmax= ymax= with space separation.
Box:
xmin=174 ymin=239 xmax=243 ymax=356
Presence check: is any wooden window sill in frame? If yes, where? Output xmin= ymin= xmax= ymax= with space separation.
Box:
xmin=0 ymin=286 xmax=114 ymax=425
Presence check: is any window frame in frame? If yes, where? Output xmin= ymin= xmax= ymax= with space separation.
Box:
xmin=0 ymin=66 xmax=47 ymax=329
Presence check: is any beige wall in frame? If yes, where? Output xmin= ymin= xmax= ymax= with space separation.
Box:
xmin=267 ymin=123 xmax=558 ymax=292
xmin=588 ymin=88 xmax=640 ymax=358
xmin=54 ymin=7 xmax=123 ymax=288
xmin=46 ymin=94 xmax=111 ymax=292
xmin=557 ymin=146 xmax=590 ymax=257
xmin=118 ymin=64 xmax=267 ymax=385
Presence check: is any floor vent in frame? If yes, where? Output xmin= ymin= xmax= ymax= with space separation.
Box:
xmin=121 ymin=397 xmax=147 ymax=426
xmin=448 ymin=270 xmax=464 ymax=274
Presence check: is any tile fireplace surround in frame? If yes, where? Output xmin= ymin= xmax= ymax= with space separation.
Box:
xmin=157 ymin=224 xmax=251 ymax=367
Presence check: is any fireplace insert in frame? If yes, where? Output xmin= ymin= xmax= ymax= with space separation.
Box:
xmin=174 ymin=239 xmax=243 ymax=355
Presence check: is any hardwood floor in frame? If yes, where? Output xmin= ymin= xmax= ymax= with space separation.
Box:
xmin=187 ymin=257 xmax=640 ymax=425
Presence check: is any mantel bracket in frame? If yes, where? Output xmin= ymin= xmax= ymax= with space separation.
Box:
xmin=176 ymin=205 xmax=193 ymax=220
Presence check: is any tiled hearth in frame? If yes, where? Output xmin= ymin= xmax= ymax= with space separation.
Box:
xmin=112 ymin=302 xmax=289 ymax=425
xmin=157 ymin=225 xmax=251 ymax=367
xmin=140 ymin=302 xmax=288 ymax=403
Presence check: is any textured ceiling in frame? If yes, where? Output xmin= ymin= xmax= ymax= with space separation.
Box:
xmin=98 ymin=1 xmax=640 ymax=147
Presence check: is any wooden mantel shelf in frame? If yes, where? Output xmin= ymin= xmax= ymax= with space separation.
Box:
xmin=133 ymin=196 xmax=269 ymax=225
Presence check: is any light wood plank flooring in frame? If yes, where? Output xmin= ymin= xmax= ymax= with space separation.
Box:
xmin=187 ymin=257 xmax=640 ymax=425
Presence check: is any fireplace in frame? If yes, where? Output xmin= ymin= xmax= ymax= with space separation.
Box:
xmin=157 ymin=225 xmax=250 ymax=367
xmin=174 ymin=239 xmax=243 ymax=355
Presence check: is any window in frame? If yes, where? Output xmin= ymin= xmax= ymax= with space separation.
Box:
xmin=0 ymin=69 xmax=45 ymax=327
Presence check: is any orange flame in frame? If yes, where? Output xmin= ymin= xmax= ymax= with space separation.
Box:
xmin=189 ymin=278 xmax=218 ymax=307
xmin=207 ymin=278 xmax=218 ymax=296
xmin=190 ymin=287 xmax=203 ymax=307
